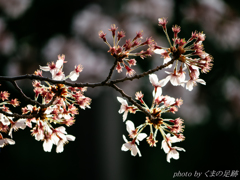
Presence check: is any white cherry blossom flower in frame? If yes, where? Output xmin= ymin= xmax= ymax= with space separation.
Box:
xmin=125 ymin=120 xmax=147 ymax=143
xmin=52 ymin=69 xmax=65 ymax=80
xmin=149 ymin=74 xmax=168 ymax=96
xmin=51 ymin=126 xmax=68 ymax=144
xmin=167 ymin=146 xmax=185 ymax=163
xmin=0 ymin=137 xmax=15 ymax=148
xmin=56 ymin=134 xmax=75 ymax=153
xmin=189 ymin=65 xmax=200 ymax=79
xmin=43 ymin=133 xmax=53 ymax=152
xmin=0 ymin=113 xmax=10 ymax=125
xmin=121 ymin=135 xmax=142 ymax=157
xmin=68 ymin=64 xmax=83 ymax=81
xmin=55 ymin=54 xmax=65 ymax=68
xmin=161 ymin=133 xmax=183 ymax=153
xmin=117 ymin=97 xmax=129 ymax=122
xmin=186 ymin=78 xmax=206 ymax=91
xmin=163 ymin=96 xmax=175 ymax=107
xmin=154 ymin=49 xmax=172 ymax=68
xmin=39 ymin=62 xmax=56 ymax=73
xmin=31 ymin=120 xmax=45 ymax=141
xmin=164 ymin=70 xmax=184 ymax=86
xmin=8 ymin=118 xmax=26 ymax=138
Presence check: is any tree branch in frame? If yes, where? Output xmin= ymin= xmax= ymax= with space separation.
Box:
xmin=10 ymin=80 xmax=43 ymax=107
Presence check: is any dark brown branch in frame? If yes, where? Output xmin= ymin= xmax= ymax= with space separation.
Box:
xmin=109 ymin=58 xmax=175 ymax=84
xmin=11 ymin=80 xmax=43 ymax=107
xmin=0 ymin=58 xmax=175 ymax=88
xmin=0 ymin=109 xmax=36 ymax=119
xmin=102 ymin=59 xmax=118 ymax=83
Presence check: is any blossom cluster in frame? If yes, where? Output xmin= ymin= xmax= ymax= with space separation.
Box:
xmin=154 ymin=18 xmax=213 ymax=91
xmin=118 ymin=74 xmax=185 ymax=162
xmin=0 ymin=17 xmax=213 ymax=162
xmin=99 ymin=24 xmax=155 ymax=76
xmin=0 ymin=55 xmax=91 ymax=152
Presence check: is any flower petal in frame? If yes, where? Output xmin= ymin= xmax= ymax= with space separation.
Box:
xmin=153 ymin=49 xmax=165 ymax=54
xmin=123 ymin=111 xmax=128 ymax=122
xmin=117 ymin=97 xmax=127 ymax=105
xmin=137 ymin=133 xmax=147 ymax=141
xmin=149 ymin=74 xmax=158 ymax=86
xmin=126 ymin=120 xmax=135 ymax=134
xmin=196 ymin=79 xmax=206 ymax=85
xmin=131 ymin=145 xmax=138 ymax=156
xmin=121 ymin=144 xmax=129 ymax=151
xmin=43 ymin=139 xmax=53 ymax=152
xmin=66 ymin=135 xmax=76 ymax=141
xmin=122 ymin=135 xmax=128 ymax=143
xmin=68 ymin=71 xmax=79 ymax=81
xmin=39 ymin=65 xmax=50 ymax=71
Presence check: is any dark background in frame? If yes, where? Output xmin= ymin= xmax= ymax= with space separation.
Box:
xmin=0 ymin=0 xmax=240 ymax=179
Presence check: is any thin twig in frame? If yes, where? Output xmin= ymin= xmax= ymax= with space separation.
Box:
xmin=102 ymin=59 xmax=118 ymax=83
xmin=109 ymin=58 xmax=175 ymax=84
xmin=0 ymin=109 xmax=36 ymax=119
xmin=11 ymin=80 xmax=43 ymax=107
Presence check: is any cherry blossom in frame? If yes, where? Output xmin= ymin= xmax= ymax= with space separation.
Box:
xmin=68 ymin=64 xmax=83 ymax=81
xmin=125 ymin=120 xmax=147 ymax=143
xmin=0 ymin=18 xmax=214 ymax=161
xmin=43 ymin=133 xmax=53 ymax=152
xmin=121 ymin=135 xmax=142 ymax=157
xmin=149 ymin=74 xmax=168 ymax=96
xmin=154 ymin=18 xmax=213 ymax=91
xmin=117 ymin=97 xmax=130 ymax=122
xmin=166 ymin=146 xmax=185 ymax=163
xmin=164 ymin=69 xmax=185 ymax=86
xmin=56 ymin=135 xmax=75 ymax=153
xmin=8 ymin=118 xmax=26 ymax=138
xmin=118 ymin=75 xmax=185 ymax=161
xmin=99 ymin=25 xmax=154 ymax=76
xmin=0 ymin=133 xmax=15 ymax=147
xmin=31 ymin=120 xmax=45 ymax=141
xmin=186 ymin=78 xmax=206 ymax=91
xmin=0 ymin=113 xmax=10 ymax=125
xmin=161 ymin=133 xmax=183 ymax=153
xmin=154 ymin=49 xmax=172 ymax=68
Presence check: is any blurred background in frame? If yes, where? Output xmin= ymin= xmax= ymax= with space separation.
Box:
xmin=0 ymin=0 xmax=240 ymax=179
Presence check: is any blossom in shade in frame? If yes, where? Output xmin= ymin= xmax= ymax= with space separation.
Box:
xmin=0 ymin=113 xmax=10 ymax=125
xmin=0 ymin=91 xmax=9 ymax=101
xmin=0 ymin=133 xmax=15 ymax=147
